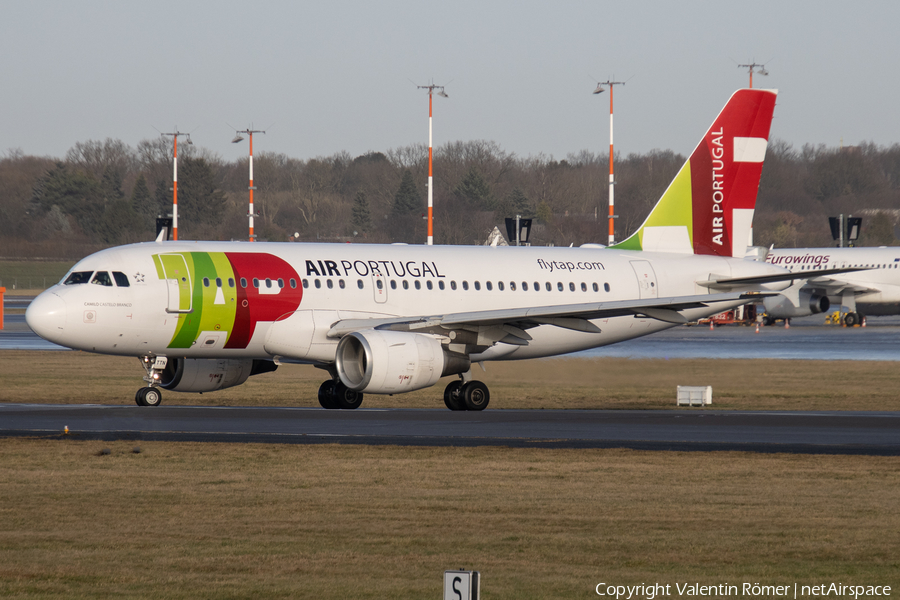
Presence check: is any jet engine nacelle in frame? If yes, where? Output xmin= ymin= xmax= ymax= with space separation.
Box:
xmin=159 ymin=358 xmax=278 ymax=393
xmin=335 ymin=330 xmax=470 ymax=395
xmin=762 ymin=290 xmax=830 ymax=318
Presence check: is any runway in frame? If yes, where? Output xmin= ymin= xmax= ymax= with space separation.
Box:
xmin=2 ymin=404 xmax=899 ymax=455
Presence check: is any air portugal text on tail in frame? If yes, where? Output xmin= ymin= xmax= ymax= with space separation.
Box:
xmin=613 ymin=89 xmax=777 ymax=258
xmin=27 ymin=88 xmax=797 ymax=412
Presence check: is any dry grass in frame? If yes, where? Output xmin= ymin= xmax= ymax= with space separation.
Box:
xmin=1 ymin=350 xmax=899 ymax=411
xmin=0 ymin=440 xmax=897 ymax=599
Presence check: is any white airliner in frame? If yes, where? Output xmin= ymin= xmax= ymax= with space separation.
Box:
xmin=761 ymin=247 xmax=900 ymax=325
xmin=26 ymin=88 xmax=837 ymax=410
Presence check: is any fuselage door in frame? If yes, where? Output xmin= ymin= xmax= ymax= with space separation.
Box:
xmin=160 ymin=253 xmax=193 ymax=313
xmin=630 ymin=260 xmax=658 ymax=299
xmin=372 ymin=272 xmax=388 ymax=304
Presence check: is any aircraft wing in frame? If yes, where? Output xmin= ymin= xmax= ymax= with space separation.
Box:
xmin=327 ymin=291 xmax=768 ymax=340
xmin=697 ymin=267 xmax=870 ymax=290
xmin=799 ymin=277 xmax=880 ymax=297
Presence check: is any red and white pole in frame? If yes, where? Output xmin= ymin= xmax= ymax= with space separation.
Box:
xmin=172 ymin=135 xmax=179 ymax=241
xmin=608 ymin=85 xmax=615 ymax=245
xmin=427 ymin=91 xmax=434 ymax=246
xmin=248 ymin=132 xmax=255 ymax=242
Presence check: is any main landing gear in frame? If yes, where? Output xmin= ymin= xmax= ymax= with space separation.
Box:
xmin=318 ymin=380 xmax=364 ymax=410
xmin=443 ymin=380 xmax=490 ymax=411
xmin=315 ymin=377 xmax=491 ymax=411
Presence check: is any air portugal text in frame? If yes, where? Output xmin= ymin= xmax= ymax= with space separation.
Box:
xmin=710 ymin=127 xmax=726 ymax=247
xmin=305 ymin=259 xmax=446 ymax=279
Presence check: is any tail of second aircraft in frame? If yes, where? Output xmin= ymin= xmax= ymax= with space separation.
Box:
xmin=613 ymin=88 xmax=777 ymax=258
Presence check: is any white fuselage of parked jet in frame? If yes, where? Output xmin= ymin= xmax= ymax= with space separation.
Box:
xmin=764 ymin=246 xmax=900 ymax=318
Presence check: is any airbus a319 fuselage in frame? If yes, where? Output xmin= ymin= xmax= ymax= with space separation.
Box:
xmin=27 ymin=88 xmax=795 ymax=410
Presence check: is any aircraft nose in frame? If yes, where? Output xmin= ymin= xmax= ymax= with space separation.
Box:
xmin=25 ymin=291 xmax=67 ymax=342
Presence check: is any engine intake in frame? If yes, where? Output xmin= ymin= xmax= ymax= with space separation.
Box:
xmin=335 ymin=330 xmax=469 ymax=395
xmin=159 ymin=358 xmax=277 ymax=393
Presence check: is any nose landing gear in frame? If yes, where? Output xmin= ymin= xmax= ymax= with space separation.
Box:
xmin=136 ymin=356 xmax=167 ymax=407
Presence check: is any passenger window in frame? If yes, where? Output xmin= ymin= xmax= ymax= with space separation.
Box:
xmin=438 ymin=281 xmax=445 ymax=290
xmin=112 ymin=272 xmax=130 ymax=287
xmin=414 ymin=281 xmax=421 ymax=290
xmin=357 ymin=280 xmax=364 ymax=289
xmin=426 ymin=281 xmax=433 ymax=290
xmin=450 ymin=281 xmax=457 ymax=291
xmin=303 ymin=279 xmax=309 ymax=289
xmin=545 ymin=282 xmax=552 ymax=292
xmin=593 ymin=283 xmax=599 ymax=292
xmin=581 ymin=282 xmax=587 ymax=292
xmin=376 ymin=280 xmax=383 ymax=290
xmin=64 ymin=271 xmax=93 ymax=285
xmin=253 ymin=278 xmax=260 ymax=288
xmin=522 ymin=282 xmax=528 ymax=291
xmin=265 ymin=278 xmax=272 ymax=288
xmin=474 ymin=281 xmax=481 ymax=291
xmin=604 ymin=283 xmax=611 ymax=292
xmin=339 ymin=279 xmax=346 ymax=289
xmin=557 ymin=282 xmax=564 ymax=292
xmin=241 ymin=278 xmax=248 ymax=288
xmin=327 ymin=280 xmax=334 ymax=289
xmin=462 ymin=281 xmax=469 ymax=291
xmin=216 ymin=277 xmax=222 ymax=288
xmin=278 ymin=278 xmax=284 ymax=288
xmin=289 ymin=279 xmax=296 ymax=288
xmin=203 ymin=278 xmax=210 ymax=287
xmin=91 ymin=271 xmax=113 ymax=287
xmin=390 ymin=280 xmax=397 ymax=290
xmin=509 ymin=281 xmax=516 ymax=291
xmin=314 ymin=280 xmax=321 ymax=289
xmin=402 ymin=280 xmax=409 ymax=290
xmin=569 ymin=282 xmax=575 ymax=292
xmin=229 ymin=278 xmax=235 ymax=288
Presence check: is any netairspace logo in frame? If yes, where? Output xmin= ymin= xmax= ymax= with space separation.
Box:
xmin=594 ymin=582 xmax=892 ymax=599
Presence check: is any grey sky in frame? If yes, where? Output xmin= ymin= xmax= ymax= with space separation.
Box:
xmin=2 ymin=1 xmax=896 ymax=163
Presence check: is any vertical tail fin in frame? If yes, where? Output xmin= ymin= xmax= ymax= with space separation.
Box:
xmin=612 ymin=88 xmax=777 ymax=257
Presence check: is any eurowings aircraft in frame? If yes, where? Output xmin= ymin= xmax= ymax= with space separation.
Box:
xmin=761 ymin=247 xmax=900 ymax=325
xmin=28 ymin=88 xmax=818 ymax=410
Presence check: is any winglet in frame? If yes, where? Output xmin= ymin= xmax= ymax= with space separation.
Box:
xmin=613 ymin=89 xmax=778 ymax=258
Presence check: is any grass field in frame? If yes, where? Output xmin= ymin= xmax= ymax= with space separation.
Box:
xmin=2 ymin=349 xmax=898 ymax=597
xmin=1 ymin=350 xmax=899 ymax=412
xmin=0 ymin=260 xmax=75 ymax=292
xmin=0 ymin=440 xmax=897 ymax=599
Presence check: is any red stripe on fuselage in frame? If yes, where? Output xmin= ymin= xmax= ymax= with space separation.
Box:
xmin=224 ymin=253 xmax=303 ymax=349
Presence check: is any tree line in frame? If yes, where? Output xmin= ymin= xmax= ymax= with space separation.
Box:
xmin=2 ymin=137 xmax=900 ymax=260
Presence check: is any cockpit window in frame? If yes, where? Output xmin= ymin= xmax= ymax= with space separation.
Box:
xmin=112 ymin=272 xmax=130 ymax=287
xmin=64 ymin=271 xmax=93 ymax=285
xmin=91 ymin=271 xmax=113 ymax=286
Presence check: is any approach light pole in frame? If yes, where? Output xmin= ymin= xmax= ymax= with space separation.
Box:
xmin=232 ymin=129 xmax=265 ymax=242
xmin=593 ymin=80 xmax=624 ymax=245
xmin=161 ymin=130 xmax=192 ymax=241
xmin=738 ymin=62 xmax=768 ymax=88
xmin=417 ymin=83 xmax=448 ymax=246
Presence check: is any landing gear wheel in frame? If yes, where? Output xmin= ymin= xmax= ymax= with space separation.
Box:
xmin=443 ymin=380 xmax=466 ymax=411
xmin=462 ymin=381 xmax=490 ymax=411
xmin=333 ymin=382 xmax=364 ymax=410
xmin=844 ymin=312 xmax=859 ymax=327
xmin=135 ymin=387 xmax=162 ymax=407
xmin=318 ymin=380 xmax=338 ymax=409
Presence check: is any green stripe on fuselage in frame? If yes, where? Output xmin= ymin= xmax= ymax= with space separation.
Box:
xmin=164 ymin=252 xmax=238 ymax=349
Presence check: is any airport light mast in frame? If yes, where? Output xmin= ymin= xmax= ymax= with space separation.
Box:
xmin=593 ymin=80 xmax=624 ymax=245
xmin=738 ymin=62 xmax=768 ymax=88
xmin=161 ymin=130 xmax=192 ymax=241
xmin=417 ymin=83 xmax=448 ymax=246
xmin=232 ymin=128 xmax=266 ymax=242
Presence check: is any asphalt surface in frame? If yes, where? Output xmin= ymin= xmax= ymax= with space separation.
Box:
xmin=2 ymin=405 xmax=898 ymax=455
